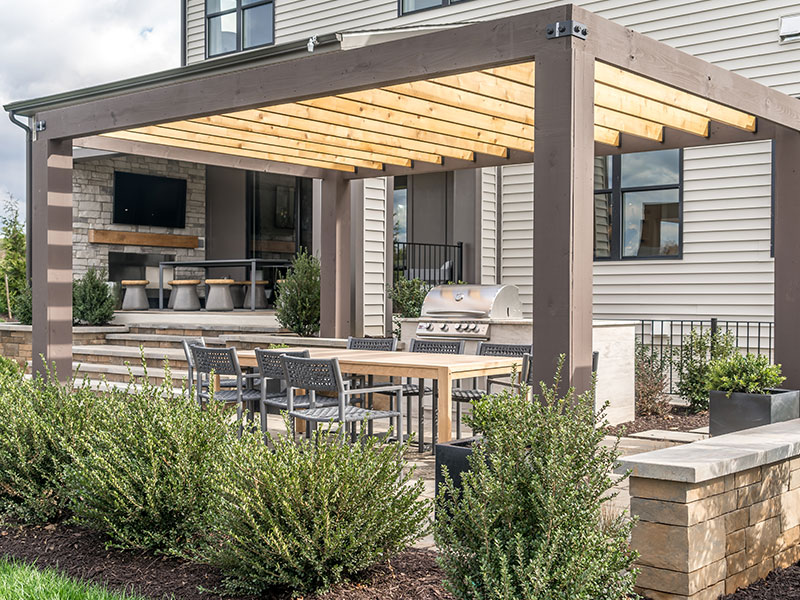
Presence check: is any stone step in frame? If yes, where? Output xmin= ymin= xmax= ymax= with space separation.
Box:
xmin=71 ymin=361 xmax=191 ymax=385
xmin=628 ymin=429 xmax=710 ymax=443
xmin=104 ymin=333 xmax=227 ymax=349
xmin=72 ymin=344 xmax=189 ymax=370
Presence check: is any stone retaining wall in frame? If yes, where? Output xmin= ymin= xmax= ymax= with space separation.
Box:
xmin=0 ymin=325 xmax=122 ymax=364
xmin=620 ymin=421 xmax=800 ymax=600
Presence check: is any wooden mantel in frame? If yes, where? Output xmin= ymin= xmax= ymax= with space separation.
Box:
xmin=88 ymin=229 xmax=199 ymax=249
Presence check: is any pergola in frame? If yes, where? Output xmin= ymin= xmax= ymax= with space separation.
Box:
xmin=8 ymin=4 xmax=800 ymax=417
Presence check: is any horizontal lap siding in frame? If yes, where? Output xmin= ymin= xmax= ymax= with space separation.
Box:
xmin=481 ymin=167 xmax=497 ymax=285
xmin=500 ymin=164 xmax=533 ymax=316
xmin=362 ymin=178 xmax=388 ymax=336
xmin=186 ymin=0 xmax=205 ymax=65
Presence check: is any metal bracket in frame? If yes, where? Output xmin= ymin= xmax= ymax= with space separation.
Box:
xmin=35 ymin=120 xmax=46 ymax=132
xmin=546 ymin=20 xmax=588 ymax=40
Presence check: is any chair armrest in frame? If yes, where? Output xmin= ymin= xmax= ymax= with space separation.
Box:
xmin=343 ymin=384 xmax=403 ymax=396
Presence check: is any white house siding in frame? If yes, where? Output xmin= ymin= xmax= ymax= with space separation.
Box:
xmin=480 ymin=167 xmax=498 ymax=285
xmin=499 ymin=164 xmax=534 ymax=314
xmin=362 ymin=178 xmax=388 ymax=335
xmin=186 ymin=0 xmax=206 ymax=65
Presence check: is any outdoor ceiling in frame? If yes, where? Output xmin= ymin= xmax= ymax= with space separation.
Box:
xmin=99 ymin=60 xmax=757 ymax=174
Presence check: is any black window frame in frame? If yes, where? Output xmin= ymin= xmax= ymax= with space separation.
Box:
xmin=206 ymin=0 xmax=275 ymax=59
xmin=594 ymin=149 xmax=684 ymax=262
xmin=399 ymin=0 xmax=471 ymax=16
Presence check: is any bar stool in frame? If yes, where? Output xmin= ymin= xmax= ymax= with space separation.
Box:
xmin=205 ymin=279 xmax=234 ymax=311
xmin=243 ymin=280 xmax=269 ymax=309
xmin=230 ymin=281 xmax=247 ymax=309
xmin=169 ymin=280 xmax=201 ymax=311
xmin=121 ymin=280 xmax=149 ymax=311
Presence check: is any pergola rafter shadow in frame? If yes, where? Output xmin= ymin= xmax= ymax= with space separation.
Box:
xmin=6 ymin=4 xmax=800 ymax=440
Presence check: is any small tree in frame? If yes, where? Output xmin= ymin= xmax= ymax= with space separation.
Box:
xmin=73 ymin=268 xmax=114 ymax=326
xmin=386 ymin=276 xmax=429 ymax=337
xmin=12 ymin=284 xmax=32 ymax=326
xmin=635 ymin=343 xmax=670 ymax=417
xmin=275 ymin=250 xmax=321 ymax=337
xmin=0 ymin=198 xmax=26 ymax=318
xmin=674 ymin=327 xmax=736 ymax=412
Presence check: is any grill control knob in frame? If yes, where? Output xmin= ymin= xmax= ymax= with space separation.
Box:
xmin=470 ymin=324 xmax=478 ymax=332
xmin=455 ymin=324 xmax=463 ymax=331
xmin=425 ymin=323 xmax=434 ymax=331
xmin=441 ymin=323 xmax=449 ymax=331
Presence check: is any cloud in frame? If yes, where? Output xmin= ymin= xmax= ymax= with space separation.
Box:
xmin=0 ymin=0 xmax=180 ymax=221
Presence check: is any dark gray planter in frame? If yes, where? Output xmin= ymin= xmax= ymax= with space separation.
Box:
xmin=709 ymin=388 xmax=800 ymax=437
xmin=435 ymin=436 xmax=480 ymax=497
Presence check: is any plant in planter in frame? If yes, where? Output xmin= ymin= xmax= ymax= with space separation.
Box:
xmin=275 ymin=250 xmax=320 ymax=337
xmin=706 ymin=352 xmax=798 ymax=436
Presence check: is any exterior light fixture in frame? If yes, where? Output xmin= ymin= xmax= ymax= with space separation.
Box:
xmin=779 ymin=15 xmax=800 ymax=43
xmin=307 ymin=36 xmax=319 ymax=52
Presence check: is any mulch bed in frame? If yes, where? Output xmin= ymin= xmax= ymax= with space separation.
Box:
xmin=605 ymin=406 xmax=709 ymax=437
xmin=0 ymin=522 xmax=453 ymax=600
xmin=721 ymin=561 xmax=800 ymax=599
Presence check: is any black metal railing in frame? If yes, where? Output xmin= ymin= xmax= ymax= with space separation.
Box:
xmin=637 ymin=318 xmax=774 ymax=394
xmin=393 ymin=241 xmax=464 ymax=286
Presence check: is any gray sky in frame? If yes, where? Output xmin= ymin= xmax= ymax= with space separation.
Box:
xmin=0 ymin=0 xmax=180 ymax=220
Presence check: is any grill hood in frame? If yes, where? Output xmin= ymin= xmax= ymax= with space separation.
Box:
xmin=420 ymin=284 xmax=523 ymax=320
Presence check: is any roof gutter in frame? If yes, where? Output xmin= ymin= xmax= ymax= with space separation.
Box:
xmin=4 ymin=33 xmax=340 ymax=117
xmin=7 ymin=111 xmax=32 ymax=284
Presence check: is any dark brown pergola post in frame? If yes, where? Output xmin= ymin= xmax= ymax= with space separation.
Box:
xmin=531 ymin=36 xmax=596 ymax=394
xmin=773 ymin=128 xmax=800 ymax=388
xmin=319 ymin=173 xmax=352 ymax=338
xmin=31 ymin=137 xmax=73 ymax=381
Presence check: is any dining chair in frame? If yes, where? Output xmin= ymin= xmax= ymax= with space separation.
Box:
xmin=254 ymin=348 xmax=338 ymax=435
xmin=281 ymin=355 xmax=403 ymax=442
xmin=345 ymin=337 xmax=398 ymax=432
xmin=190 ymin=346 xmax=261 ymax=431
xmin=451 ymin=342 xmax=531 ymax=439
xmin=182 ymin=337 xmax=238 ymax=390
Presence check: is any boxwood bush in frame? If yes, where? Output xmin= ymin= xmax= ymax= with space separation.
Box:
xmin=203 ymin=422 xmax=430 ymax=595
xmin=66 ymin=374 xmax=236 ymax=554
xmin=435 ymin=360 xmax=638 ymax=600
xmin=707 ymin=352 xmax=785 ymax=396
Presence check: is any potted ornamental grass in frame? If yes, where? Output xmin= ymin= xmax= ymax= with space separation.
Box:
xmin=707 ymin=353 xmax=800 ymax=436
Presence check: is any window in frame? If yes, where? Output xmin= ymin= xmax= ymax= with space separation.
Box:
xmin=594 ymin=149 xmax=683 ymax=260
xmin=207 ymin=0 xmax=274 ymax=58
xmin=400 ymin=0 xmax=469 ymax=15
xmin=393 ymin=176 xmax=408 ymax=243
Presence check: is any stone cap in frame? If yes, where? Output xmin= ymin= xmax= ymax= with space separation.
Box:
xmin=616 ymin=419 xmax=800 ymax=484
xmin=121 ymin=280 xmax=149 ymax=286
xmin=233 ymin=280 xmax=269 ymax=285
xmin=168 ymin=279 xmax=201 ymax=286
xmin=205 ymin=279 xmax=234 ymax=285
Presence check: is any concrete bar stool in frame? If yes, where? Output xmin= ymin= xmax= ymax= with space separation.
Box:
xmin=121 ymin=280 xmax=149 ymax=311
xmin=243 ymin=280 xmax=269 ymax=309
xmin=230 ymin=281 xmax=247 ymax=309
xmin=205 ymin=279 xmax=234 ymax=312
xmin=169 ymin=280 xmax=201 ymax=311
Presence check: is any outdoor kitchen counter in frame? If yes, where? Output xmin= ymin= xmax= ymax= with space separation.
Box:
xmin=237 ymin=347 xmax=522 ymax=446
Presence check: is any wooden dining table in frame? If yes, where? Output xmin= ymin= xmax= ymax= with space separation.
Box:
xmin=237 ymin=347 xmax=522 ymax=447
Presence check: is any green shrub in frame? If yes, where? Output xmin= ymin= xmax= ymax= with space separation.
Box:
xmin=635 ymin=343 xmax=670 ymax=417
xmin=12 ymin=284 xmax=31 ymax=326
xmin=387 ymin=277 xmax=429 ymax=337
xmin=674 ymin=327 xmax=736 ymax=412
xmin=0 ymin=370 xmax=100 ymax=522
xmin=435 ymin=362 xmax=637 ymax=600
xmin=66 ymin=375 xmax=235 ymax=553
xmin=0 ymin=198 xmax=27 ymax=319
xmin=73 ymin=268 xmax=114 ymax=326
xmin=204 ymin=423 xmax=429 ymax=595
xmin=707 ymin=353 xmax=785 ymax=396
xmin=275 ymin=250 xmax=320 ymax=337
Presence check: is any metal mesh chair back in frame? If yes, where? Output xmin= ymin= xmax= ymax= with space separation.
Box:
xmin=408 ymin=338 xmax=464 ymax=355
xmin=182 ymin=337 xmax=206 ymax=370
xmin=254 ymin=348 xmax=310 ymax=380
xmin=477 ymin=342 xmax=531 ymax=357
xmin=346 ymin=337 xmax=397 ymax=351
xmin=191 ymin=345 xmax=241 ymax=377
xmin=282 ymin=355 xmax=344 ymax=393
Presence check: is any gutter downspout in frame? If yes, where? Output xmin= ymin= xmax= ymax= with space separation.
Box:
xmin=8 ymin=111 xmax=32 ymax=284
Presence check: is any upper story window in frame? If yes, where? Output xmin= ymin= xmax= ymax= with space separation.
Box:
xmin=401 ymin=0 xmax=469 ymax=16
xmin=594 ymin=149 xmax=683 ymax=260
xmin=207 ymin=0 xmax=274 ymax=58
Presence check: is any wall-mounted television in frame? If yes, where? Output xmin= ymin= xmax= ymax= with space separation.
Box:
xmin=113 ymin=171 xmax=187 ymax=229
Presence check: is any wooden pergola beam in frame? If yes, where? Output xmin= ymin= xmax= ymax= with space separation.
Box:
xmin=194 ymin=114 xmax=445 ymax=164
xmin=102 ymin=130 xmax=356 ymax=172
xmin=157 ymin=119 xmax=413 ymax=167
xmin=483 ymin=62 xmax=535 ymax=86
xmin=595 ymin=106 xmax=663 ymax=141
xmin=429 ymin=70 xmax=534 ymax=108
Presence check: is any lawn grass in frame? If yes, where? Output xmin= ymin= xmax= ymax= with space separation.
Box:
xmin=0 ymin=558 xmax=153 ymax=600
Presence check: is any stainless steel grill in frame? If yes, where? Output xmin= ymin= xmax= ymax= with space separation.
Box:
xmin=414 ymin=284 xmax=524 ymax=340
